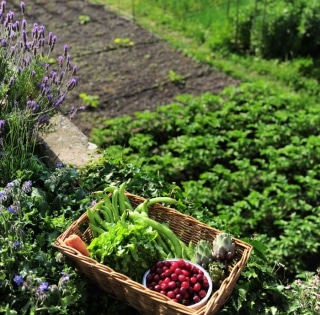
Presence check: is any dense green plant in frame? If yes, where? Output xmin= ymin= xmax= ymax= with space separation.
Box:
xmin=230 ymin=0 xmax=320 ymax=59
xmin=0 ymin=1 xmax=80 ymax=185
xmin=91 ymin=82 xmax=320 ymax=278
xmin=0 ymin=164 xmax=86 ymax=314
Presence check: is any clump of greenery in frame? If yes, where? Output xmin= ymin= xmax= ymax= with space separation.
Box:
xmin=0 ymin=1 xmax=80 ymax=185
xmin=231 ymin=0 xmax=320 ymax=59
xmin=91 ymin=81 xmax=320 ymax=279
xmin=284 ymin=269 xmax=320 ymax=314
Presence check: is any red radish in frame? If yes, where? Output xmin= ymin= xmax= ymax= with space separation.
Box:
xmin=145 ymin=259 xmax=211 ymax=306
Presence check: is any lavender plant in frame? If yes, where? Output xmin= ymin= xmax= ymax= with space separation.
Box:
xmin=0 ymin=1 xmax=80 ymax=185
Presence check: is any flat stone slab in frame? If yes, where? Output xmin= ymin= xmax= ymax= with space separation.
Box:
xmin=39 ymin=115 xmax=100 ymax=167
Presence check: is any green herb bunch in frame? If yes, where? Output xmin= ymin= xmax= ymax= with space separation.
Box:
xmin=88 ymin=220 xmax=164 ymax=282
xmin=0 ymin=1 xmax=80 ymax=184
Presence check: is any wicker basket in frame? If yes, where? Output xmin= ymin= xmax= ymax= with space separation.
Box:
xmin=53 ymin=192 xmax=252 ymax=315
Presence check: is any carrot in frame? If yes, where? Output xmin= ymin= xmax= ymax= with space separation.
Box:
xmin=64 ymin=234 xmax=90 ymax=257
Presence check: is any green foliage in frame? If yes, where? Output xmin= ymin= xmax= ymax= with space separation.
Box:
xmin=168 ymin=70 xmax=186 ymax=84
xmin=78 ymin=15 xmax=91 ymax=24
xmin=79 ymin=92 xmax=100 ymax=108
xmin=91 ymin=82 xmax=320 ymax=279
xmin=0 ymin=4 xmax=80 ymax=184
xmin=231 ymin=0 xmax=320 ymax=59
xmin=88 ymin=221 xmax=163 ymax=282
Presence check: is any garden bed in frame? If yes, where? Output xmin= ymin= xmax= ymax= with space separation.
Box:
xmin=17 ymin=0 xmax=238 ymax=136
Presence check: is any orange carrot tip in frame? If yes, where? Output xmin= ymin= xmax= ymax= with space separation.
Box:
xmin=64 ymin=234 xmax=90 ymax=257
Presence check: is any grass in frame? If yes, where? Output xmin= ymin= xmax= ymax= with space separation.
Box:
xmin=94 ymin=0 xmax=319 ymax=98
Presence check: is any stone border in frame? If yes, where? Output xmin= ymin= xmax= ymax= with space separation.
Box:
xmin=39 ymin=114 xmax=100 ymax=168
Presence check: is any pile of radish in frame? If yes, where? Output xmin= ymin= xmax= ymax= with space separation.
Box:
xmin=145 ymin=259 xmax=210 ymax=306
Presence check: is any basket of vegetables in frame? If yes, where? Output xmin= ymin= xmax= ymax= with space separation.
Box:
xmin=54 ymin=182 xmax=252 ymax=315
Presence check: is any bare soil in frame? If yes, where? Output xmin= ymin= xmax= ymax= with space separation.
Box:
xmin=11 ymin=0 xmax=239 ymax=137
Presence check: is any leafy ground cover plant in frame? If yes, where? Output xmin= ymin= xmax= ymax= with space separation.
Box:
xmin=0 ymin=148 xmax=315 ymax=315
xmin=91 ymin=81 xmax=320 ymax=280
xmin=284 ymin=269 xmax=320 ymax=314
xmin=0 ymin=1 xmax=80 ymax=185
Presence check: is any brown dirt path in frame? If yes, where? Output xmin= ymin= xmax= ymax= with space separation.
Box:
xmin=11 ymin=0 xmax=239 ymax=137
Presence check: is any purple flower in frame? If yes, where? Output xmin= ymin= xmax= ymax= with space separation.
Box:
xmin=9 ymin=77 xmax=14 ymax=86
xmin=7 ymin=205 xmax=17 ymax=213
xmin=22 ymin=180 xmax=32 ymax=193
xmin=22 ymin=18 xmax=26 ymax=30
xmin=0 ymin=120 xmax=4 ymax=132
xmin=63 ymin=44 xmax=68 ymax=56
xmin=48 ymin=32 xmax=53 ymax=46
xmin=6 ymin=182 xmax=14 ymax=188
xmin=56 ymin=162 xmax=63 ymax=169
xmin=22 ymin=29 xmax=27 ymax=44
xmin=53 ymin=93 xmax=66 ymax=109
xmin=37 ymin=114 xmax=50 ymax=126
xmin=13 ymin=274 xmax=24 ymax=286
xmin=58 ymin=55 xmax=64 ymax=67
xmin=12 ymin=241 xmax=22 ymax=249
xmin=0 ymin=190 xmax=6 ymax=201
xmin=12 ymin=20 xmax=19 ymax=31
xmin=60 ymin=272 xmax=70 ymax=283
xmin=38 ymin=25 xmax=45 ymax=38
xmin=10 ymin=46 xmax=15 ymax=57
xmin=39 ymin=281 xmax=49 ymax=292
xmin=27 ymin=100 xmax=39 ymax=111
xmin=20 ymin=1 xmax=25 ymax=15
xmin=72 ymin=65 xmax=78 ymax=76
xmin=67 ymin=77 xmax=78 ymax=91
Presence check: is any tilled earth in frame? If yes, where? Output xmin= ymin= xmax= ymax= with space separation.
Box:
xmin=10 ymin=0 xmax=239 ymax=137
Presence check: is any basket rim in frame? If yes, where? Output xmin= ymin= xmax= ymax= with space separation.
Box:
xmin=53 ymin=192 xmax=253 ymax=315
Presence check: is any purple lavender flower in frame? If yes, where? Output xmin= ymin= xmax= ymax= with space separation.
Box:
xmin=13 ymin=274 xmax=24 ymax=286
xmin=20 ymin=1 xmax=25 ymax=15
xmin=72 ymin=65 xmax=78 ymax=76
xmin=66 ymin=77 xmax=78 ymax=91
xmin=53 ymin=94 xmax=66 ymax=109
xmin=37 ymin=114 xmax=49 ymax=126
xmin=12 ymin=20 xmax=19 ymax=31
xmin=32 ymin=23 xmax=38 ymax=38
xmin=58 ymin=55 xmax=64 ymax=67
xmin=50 ymin=35 xmax=57 ymax=51
xmin=9 ymin=76 xmax=14 ymax=86
xmin=22 ymin=29 xmax=27 ymax=44
xmin=21 ymin=18 xmax=26 ymax=29
xmin=48 ymin=31 xmax=53 ymax=46
xmin=38 ymin=25 xmax=45 ymax=38
xmin=63 ymin=44 xmax=68 ymax=56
